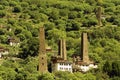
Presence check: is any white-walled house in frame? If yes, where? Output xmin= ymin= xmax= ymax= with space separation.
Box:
xmin=79 ymin=63 xmax=98 ymax=72
xmin=8 ymin=37 xmax=20 ymax=46
xmin=72 ymin=54 xmax=98 ymax=72
xmin=0 ymin=47 xmax=9 ymax=58
xmin=51 ymin=57 xmax=72 ymax=73
xmin=72 ymin=61 xmax=98 ymax=72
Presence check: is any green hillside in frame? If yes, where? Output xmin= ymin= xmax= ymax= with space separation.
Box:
xmin=0 ymin=0 xmax=120 ymax=80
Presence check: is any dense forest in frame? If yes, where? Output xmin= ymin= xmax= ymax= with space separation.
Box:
xmin=0 ymin=0 xmax=120 ymax=80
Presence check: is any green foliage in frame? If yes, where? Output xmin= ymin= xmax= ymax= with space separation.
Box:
xmin=20 ymin=2 xmax=29 ymax=7
xmin=0 ymin=10 xmax=6 ymax=17
xmin=103 ymin=61 xmax=120 ymax=77
xmin=14 ymin=27 xmax=23 ymax=35
xmin=38 ymin=72 xmax=55 ymax=80
xmin=0 ymin=5 xmax=5 ymax=10
xmin=68 ymin=11 xmax=78 ymax=19
xmin=0 ymin=0 xmax=120 ymax=79
xmin=0 ymin=28 xmax=6 ymax=35
xmin=13 ymin=5 xmax=22 ymax=13
xmin=49 ymin=8 xmax=59 ymax=20
xmin=9 ymin=1 xmax=17 ymax=7
xmin=7 ymin=18 xmax=16 ymax=25
xmin=19 ymin=37 xmax=39 ymax=58
xmin=0 ymin=66 xmax=17 ymax=80
xmin=54 ymin=71 xmax=78 ymax=80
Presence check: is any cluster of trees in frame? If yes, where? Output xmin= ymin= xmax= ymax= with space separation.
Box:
xmin=0 ymin=0 xmax=120 ymax=80
xmin=103 ymin=61 xmax=120 ymax=78
xmin=0 ymin=57 xmax=108 ymax=80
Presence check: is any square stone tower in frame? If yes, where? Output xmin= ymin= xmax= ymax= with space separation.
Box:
xmin=58 ymin=39 xmax=67 ymax=60
xmin=58 ymin=39 xmax=62 ymax=58
xmin=96 ymin=6 xmax=102 ymax=26
xmin=81 ymin=33 xmax=89 ymax=63
xmin=38 ymin=27 xmax=48 ymax=73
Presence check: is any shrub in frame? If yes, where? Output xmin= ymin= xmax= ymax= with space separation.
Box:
xmin=13 ymin=6 xmax=22 ymax=13
xmin=0 ymin=10 xmax=6 ymax=17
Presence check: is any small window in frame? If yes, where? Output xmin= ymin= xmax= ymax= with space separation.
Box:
xmin=42 ymin=63 xmax=44 ymax=65
xmin=42 ymin=57 xmax=44 ymax=60
xmin=69 ymin=68 xmax=71 ymax=70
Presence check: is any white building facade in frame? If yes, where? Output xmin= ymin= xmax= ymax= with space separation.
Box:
xmin=79 ymin=64 xmax=98 ymax=72
xmin=52 ymin=61 xmax=72 ymax=73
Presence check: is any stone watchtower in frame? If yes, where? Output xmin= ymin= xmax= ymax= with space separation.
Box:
xmin=58 ymin=39 xmax=67 ymax=60
xmin=81 ymin=33 xmax=89 ymax=63
xmin=38 ymin=27 xmax=48 ymax=73
xmin=96 ymin=6 xmax=102 ymax=26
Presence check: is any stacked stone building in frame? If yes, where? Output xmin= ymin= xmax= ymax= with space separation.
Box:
xmin=72 ymin=33 xmax=97 ymax=72
xmin=51 ymin=39 xmax=72 ymax=73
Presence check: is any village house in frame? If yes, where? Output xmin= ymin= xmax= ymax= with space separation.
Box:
xmin=7 ymin=37 xmax=20 ymax=46
xmin=0 ymin=47 xmax=9 ymax=58
xmin=51 ymin=39 xmax=73 ymax=73
xmin=72 ymin=33 xmax=98 ymax=72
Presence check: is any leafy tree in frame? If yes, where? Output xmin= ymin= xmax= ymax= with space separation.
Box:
xmin=0 ymin=28 xmax=6 ymax=35
xmin=38 ymin=72 xmax=55 ymax=80
xmin=103 ymin=61 xmax=112 ymax=76
xmin=83 ymin=73 xmax=96 ymax=80
xmin=0 ymin=10 xmax=6 ymax=17
xmin=59 ymin=9 xmax=69 ymax=17
xmin=20 ymin=2 xmax=29 ymax=7
xmin=0 ymin=66 xmax=17 ymax=80
xmin=95 ymin=71 xmax=109 ymax=80
xmin=17 ymin=33 xmax=26 ymax=41
xmin=0 ymin=5 xmax=5 ymax=10
xmin=22 ymin=30 xmax=32 ymax=39
xmin=7 ymin=18 xmax=16 ymax=25
xmin=19 ymin=13 xmax=30 ymax=19
xmin=39 ymin=13 xmax=48 ymax=22
xmin=0 ymin=1 xmax=9 ymax=6
xmin=14 ymin=27 xmax=23 ymax=35
xmin=68 ymin=11 xmax=78 ymax=19
xmin=89 ymin=53 xmax=102 ymax=63
xmin=47 ymin=29 xmax=66 ymax=41
xmin=19 ymin=37 xmax=39 ymax=58
xmin=49 ymin=8 xmax=59 ymax=20
xmin=31 ymin=28 xmax=39 ymax=37
xmin=9 ymin=1 xmax=17 ymax=7
xmin=54 ymin=71 xmax=78 ymax=80
xmin=13 ymin=5 xmax=22 ymax=13
xmin=111 ymin=61 xmax=120 ymax=77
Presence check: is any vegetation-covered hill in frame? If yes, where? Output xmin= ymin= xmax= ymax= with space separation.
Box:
xmin=0 ymin=0 xmax=120 ymax=80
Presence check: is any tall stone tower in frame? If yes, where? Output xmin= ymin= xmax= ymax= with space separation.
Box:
xmin=38 ymin=27 xmax=48 ymax=73
xmin=58 ymin=39 xmax=67 ymax=60
xmin=96 ymin=6 xmax=102 ymax=26
xmin=62 ymin=39 xmax=67 ymax=60
xmin=81 ymin=33 xmax=89 ymax=63
xmin=58 ymin=40 xmax=62 ymax=58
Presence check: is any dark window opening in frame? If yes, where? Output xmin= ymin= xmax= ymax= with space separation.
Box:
xmin=42 ymin=63 xmax=44 ymax=65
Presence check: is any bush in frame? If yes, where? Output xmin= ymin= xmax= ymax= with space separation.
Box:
xmin=21 ymin=2 xmax=29 ymax=7
xmin=68 ymin=11 xmax=78 ymax=19
xmin=0 ymin=5 xmax=5 ymax=10
xmin=0 ymin=10 xmax=6 ymax=17
xmin=9 ymin=1 xmax=17 ymax=7
xmin=13 ymin=6 xmax=22 ymax=13
xmin=0 ymin=1 xmax=9 ymax=6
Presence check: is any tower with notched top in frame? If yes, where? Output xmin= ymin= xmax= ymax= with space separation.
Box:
xmin=38 ymin=27 xmax=48 ymax=73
